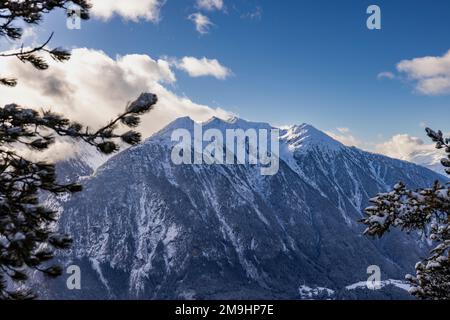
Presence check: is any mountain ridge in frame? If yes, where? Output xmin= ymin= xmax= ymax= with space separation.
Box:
xmin=39 ymin=116 xmax=447 ymax=299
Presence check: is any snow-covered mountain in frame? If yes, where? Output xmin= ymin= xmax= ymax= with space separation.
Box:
xmin=56 ymin=142 xmax=112 ymax=183
xmin=41 ymin=117 xmax=446 ymax=299
xmin=407 ymin=149 xmax=447 ymax=176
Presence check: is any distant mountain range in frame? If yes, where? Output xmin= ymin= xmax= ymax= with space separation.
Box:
xmin=407 ymin=149 xmax=447 ymax=176
xmin=38 ymin=117 xmax=447 ymax=299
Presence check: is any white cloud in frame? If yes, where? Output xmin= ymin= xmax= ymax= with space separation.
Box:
xmin=374 ymin=134 xmax=446 ymax=174
xmin=196 ymin=0 xmax=224 ymax=11
xmin=0 ymin=48 xmax=232 ymax=159
xmin=241 ymin=6 xmax=263 ymax=20
xmin=90 ymin=0 xmax=165 ymax=22
xmin=21 ymin=27 xmax=37 ymax=42
xmin=374 ymin=134 xmax=432 ymax=161
xmin=325 ymin=125 xmax=447 ymax=174
xmin=0 ymin=25 xmax=41 ymax=52
xmin=175 ymin=56 xmax=231 ymax=79
xmin=325 ymin=128 xmax=363 ymax=147
xmin=377 ymin=71 xmax=395 ymax=80
xmin=325 ymin=127 xmax=432 ymax=158
xmin=12 ymin=139 xmax=78 ymax=162
xmin=397 ymin=50 xmax=450 ymax=95
xmin=188 ymin=13 xmax=214 ymax=34
xmin=337 ymin=127 xmax=350 ymax=134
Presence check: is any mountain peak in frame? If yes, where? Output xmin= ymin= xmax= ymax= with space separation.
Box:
xmin=203 ymin=116 xmax=274 ymax=131
xmin=152 ymin=116 xmax=274 ymax=140
xmin=151 ymin=116 xmax=345 ymax=155
xmin=149 ymin=116 xmax=195 ymax=142
xmin=280 ymin=123 xmax=344 ymax=153
xmin=51 ymin=114 xmax=444 ymax=300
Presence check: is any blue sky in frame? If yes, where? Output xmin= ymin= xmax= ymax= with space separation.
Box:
xmin=3 ymin=0 xmax=450 ymax=149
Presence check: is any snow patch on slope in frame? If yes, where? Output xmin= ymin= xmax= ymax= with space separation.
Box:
xmin=90 ymin=258 xmax=111 ymax=293
xmin=346 ymin=279 xmax=411 ymax=291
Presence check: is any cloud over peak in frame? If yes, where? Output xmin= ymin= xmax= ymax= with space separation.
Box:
xmin=325 ymin=128 xmax=363 ymax=148
xmin=0 ymin=48 xmax=231 ymax=143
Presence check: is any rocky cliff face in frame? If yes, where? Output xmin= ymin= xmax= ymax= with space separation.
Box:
xmin=40 ymin=117 xmax=445 ymax=299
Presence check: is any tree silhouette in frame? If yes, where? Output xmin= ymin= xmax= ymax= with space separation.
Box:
xmin=362 ymin=128 xmax=450 ymax=300
xmin=0 ymin=1 xmax=157 ymax=299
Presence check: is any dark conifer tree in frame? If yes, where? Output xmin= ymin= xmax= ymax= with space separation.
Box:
xmin=362 ymin=128 xmax=450 ymax=300
xmin=0 ymin=1 xmax=157 ymax=299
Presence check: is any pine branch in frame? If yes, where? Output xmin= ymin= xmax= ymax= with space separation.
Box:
xmin=362 ymin=128 xmax=450 ymax=300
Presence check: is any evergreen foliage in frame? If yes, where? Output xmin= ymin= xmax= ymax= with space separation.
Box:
xmin=362 ymin=128 xmax=450 ymax=300
xmin=0 ymin=0 xmax=157 ymax=299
